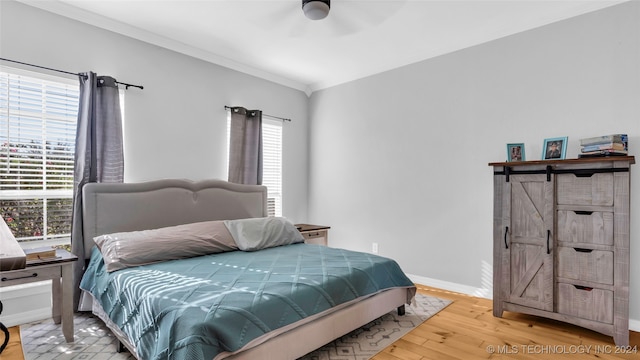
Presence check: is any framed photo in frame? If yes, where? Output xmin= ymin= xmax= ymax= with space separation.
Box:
xmin=542 ymin=136 xmax=568 ymax=160
xmin=506 ymin=143 xmax=525 ymax=162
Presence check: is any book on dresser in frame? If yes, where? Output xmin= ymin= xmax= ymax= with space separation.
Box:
xmin=579 ymin=133 xmax=628 ymax=146
xmin=579 ymin=150 xmax=628 ymax=158
xmin=581 ymin=142 xmax=627 ymax=152
xmin=579 ymin=133 xmax=628 ymax=158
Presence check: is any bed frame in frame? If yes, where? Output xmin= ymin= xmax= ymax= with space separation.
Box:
xmin=80 ymin=179 xmax=412 ymax=359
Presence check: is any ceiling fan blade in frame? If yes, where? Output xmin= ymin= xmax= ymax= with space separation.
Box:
xmin=300 ymin=0 xmax=408 ymax=37
xmin=334 ymin=1 xmax=407 ymax=33
xmin=255 ymin=0 xmax=408 ymax=39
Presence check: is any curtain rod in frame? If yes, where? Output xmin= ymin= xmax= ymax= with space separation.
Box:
xmin=225 ymin=106 xmax=291 ymax=122
xmin=0 ymin=57 xmax=144 ymax=90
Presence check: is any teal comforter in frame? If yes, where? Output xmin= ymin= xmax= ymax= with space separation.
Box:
xmin=80 ymin=243 xmax=415 ymax=360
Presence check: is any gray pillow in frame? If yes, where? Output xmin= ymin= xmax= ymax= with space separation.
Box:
xmin=94 ymin=220 xmax=237 ymax=272
xmin=224 ymin=217 xmax=304 ymax=251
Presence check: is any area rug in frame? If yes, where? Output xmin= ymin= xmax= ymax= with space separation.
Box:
xmin=19 ymin=293 xmax=450 ymax=360
xmin=299 ymin=293 xmax=451 ymax=360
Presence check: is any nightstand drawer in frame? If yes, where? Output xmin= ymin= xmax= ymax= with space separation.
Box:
xmin=557 ymin=246 xmax=613 ymax=285
xmin=296 ymin=224 xmax=330 ymax=246
xmin=0 ymin=266 xmax=60 ymax=286
xmin=557 ymin=283 xmax=613 ymax=324
xmin=557 ymin=210 xmax=613 ymax=246
xmin=301 ymin=230 xmax=327 ymax=246
xmin=556 ymin=173 xmax=614 ymax=206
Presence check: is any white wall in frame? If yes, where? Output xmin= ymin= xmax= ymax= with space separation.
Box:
xmin=0 ymin=0 xmax=310 ymax=223
xmin=0 ymin=0 xmax=310 ymax=324
xmin=308 ymin=1 xmax=640 ymax=327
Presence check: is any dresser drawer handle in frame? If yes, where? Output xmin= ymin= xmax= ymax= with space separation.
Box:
xmin=307 ymin=232 xmax=320 ymax=237
xmin=573 ymin=285 xmax=593 ymax=291
xmin=1 ymin=273 xmax=38 ymax=281
xmin=574 ymin=211 xmax=593 ymax=215
xmin=574 ymin=248 xmax=593 ymax=253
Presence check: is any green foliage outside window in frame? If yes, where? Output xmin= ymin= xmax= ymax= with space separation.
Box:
xmin=0 ymin=140 xmax=73 ymax=241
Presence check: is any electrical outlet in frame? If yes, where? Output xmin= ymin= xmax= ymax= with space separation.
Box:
xmin=372 ymin=242 xmax=378 ymax=254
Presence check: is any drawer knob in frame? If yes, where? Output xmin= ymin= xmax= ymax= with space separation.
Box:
xmin=1 ymin=273 xmax=38 ymax=281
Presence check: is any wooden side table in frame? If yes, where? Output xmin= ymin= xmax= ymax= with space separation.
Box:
xmin=0 ymin=249 xmax=77 ymax=342
xmin=295 ymin=224 xmax=330 ymax=246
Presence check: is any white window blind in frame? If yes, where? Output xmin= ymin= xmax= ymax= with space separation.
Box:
xmin=0 ymin=68 xmax=79 ymax=245
xmin=262 ymin=118 xmax=282 ymax=217
xmin=226 ymin=113 xmax=283 ymax=217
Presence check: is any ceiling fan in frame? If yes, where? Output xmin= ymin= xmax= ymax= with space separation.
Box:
xmin=302 ymin=0 xmax=331 ymax=20
xmin=259 ymin=1 xmax=407 ymax=38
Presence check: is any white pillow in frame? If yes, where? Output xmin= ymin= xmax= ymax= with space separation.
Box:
xmin=94 ymin=220 xmax=237 ymax=272
xmin=223 ymin=217 xmax=304 ymax=251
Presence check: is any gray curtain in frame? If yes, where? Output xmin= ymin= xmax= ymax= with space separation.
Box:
xmin=70 ymin=73 xmax=124 ymax=310
xmin=228 ymin=107 xmax=263 ymax=185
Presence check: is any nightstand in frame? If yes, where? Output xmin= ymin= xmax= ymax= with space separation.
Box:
xmin=295 ymin=224 xmax=330 ymax=246
xmin=0 ymin=249 xmax=77 ymax=342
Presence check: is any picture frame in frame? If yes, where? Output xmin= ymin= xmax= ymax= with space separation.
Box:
xmin=506 ymin=143 xmax=525 ymax=162
xmin=542 ymin=136 xmax=568 ymax=160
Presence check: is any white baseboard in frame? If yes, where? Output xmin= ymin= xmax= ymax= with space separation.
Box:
xmin=1 ymin=308 xmax=52 ymax=327
xmin=407 ymin=273 xmax=492 ymax=299
xmin=407 ymin=273 xmax=640 ymax=332
xmin=0 ymin=280 xmax=52 ymax=327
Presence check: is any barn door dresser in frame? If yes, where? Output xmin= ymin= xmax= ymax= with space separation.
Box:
xmin=490 ymin=156 xmax=634 ymax=346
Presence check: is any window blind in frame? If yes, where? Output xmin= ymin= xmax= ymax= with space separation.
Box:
xmin=262 ymin=118 xmax=283 ymax=217
xmin=0 ymin=69 xmax=79 ymax=243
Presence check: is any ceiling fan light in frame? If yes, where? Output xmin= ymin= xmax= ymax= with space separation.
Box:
xmin=302 ymin=0 xmax=330 ymax=20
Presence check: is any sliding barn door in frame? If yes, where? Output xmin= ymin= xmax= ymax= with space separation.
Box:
xmin=502 ymin=174 xmax=554 ymax=312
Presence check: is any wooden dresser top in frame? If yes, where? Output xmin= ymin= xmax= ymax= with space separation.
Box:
xmin=489 ymin=156 xmax=635 ymax=167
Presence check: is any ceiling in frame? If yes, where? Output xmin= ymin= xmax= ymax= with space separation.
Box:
xmin=18 ymin=0 xmax=628 ymax=95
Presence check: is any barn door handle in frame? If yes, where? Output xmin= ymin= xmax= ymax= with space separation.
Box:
xmin=546 ymin=230 xmax=551 ymax=254
xmin=504 ymin=226 xmax=509 ymax=249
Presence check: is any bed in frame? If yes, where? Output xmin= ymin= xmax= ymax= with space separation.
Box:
xmin=77 ymin=179 xmax=416 ymax=360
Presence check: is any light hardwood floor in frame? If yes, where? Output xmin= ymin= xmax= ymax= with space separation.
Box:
xmin=374 ymin=284 xmax=640 ymax=360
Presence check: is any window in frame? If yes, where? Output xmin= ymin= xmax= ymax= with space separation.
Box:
xmin=226 ymin=113 xmax=283 ymax=217
xmin=262 ymin=118 xmax=283 ymax=217
xmin=0 ymin=68 xmax=79 ymax=246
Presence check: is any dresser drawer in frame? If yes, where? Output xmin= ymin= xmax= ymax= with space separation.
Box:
xmin=0 ymin=266 xmax=60 ymax=286
xmin=557 ymin=246 xmax=613 ymax=285
xmin=556 ymin=173 xmax=614 ymax=206
xmin=557 ymin=210 xmax=613 ymax=246
xmin=557 ymin=283 xmax=613 ymax=324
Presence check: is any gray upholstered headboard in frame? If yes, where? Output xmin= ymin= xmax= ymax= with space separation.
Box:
xmin=81 ymin=179 xmax=267 ymax=258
